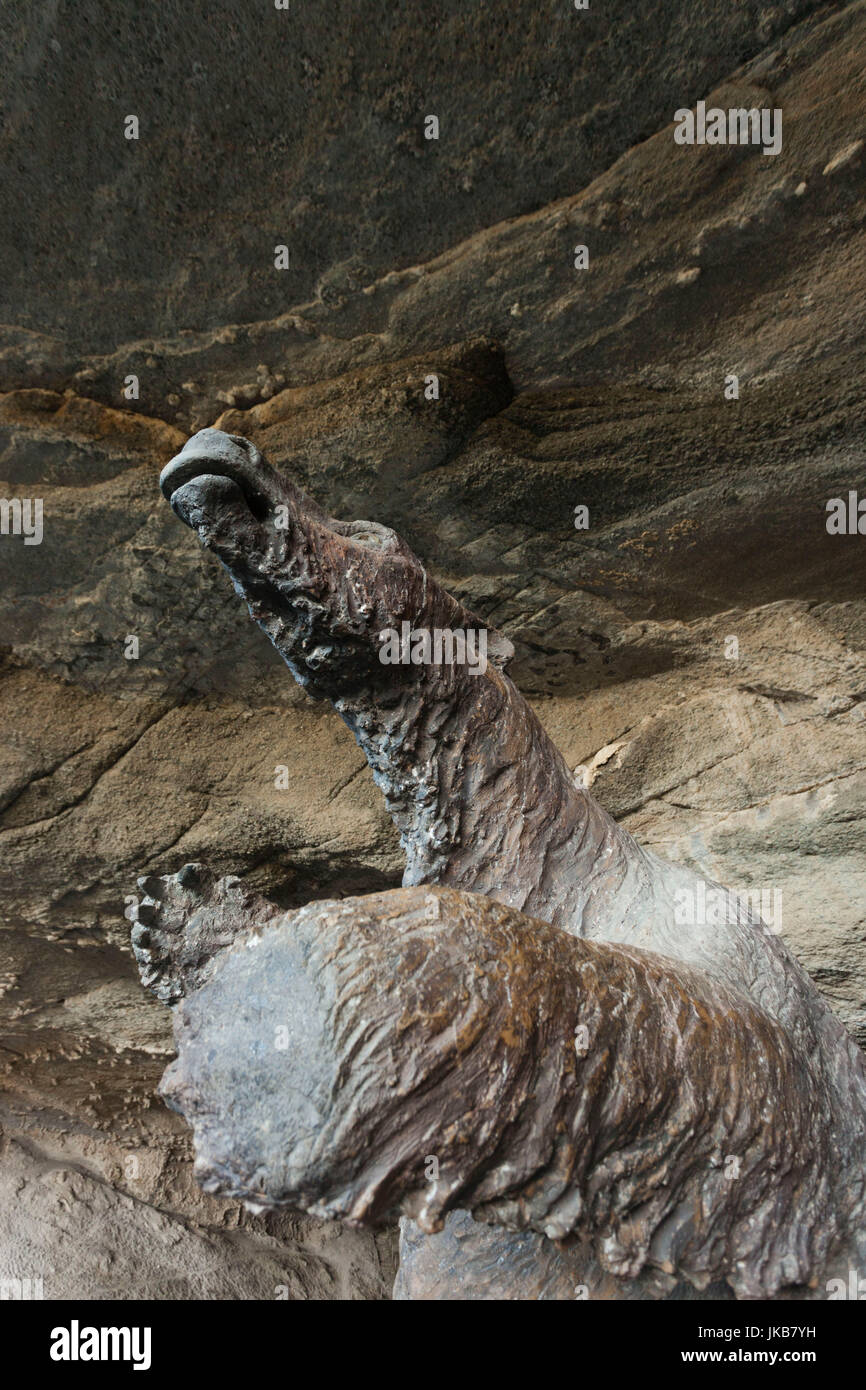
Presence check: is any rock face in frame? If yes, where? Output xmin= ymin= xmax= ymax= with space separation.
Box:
xmin=2 ymin=0 xmax=866 ymax=1299
xmin=1 ymin=0 xmax=820 ymax=354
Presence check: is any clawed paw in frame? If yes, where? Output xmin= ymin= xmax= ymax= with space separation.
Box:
xmin=126 ymin=863 xmax=262 ymax=1005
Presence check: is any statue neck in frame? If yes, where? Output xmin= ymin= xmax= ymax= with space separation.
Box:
xmin=335 ymin=665 xmax=622 ymax=931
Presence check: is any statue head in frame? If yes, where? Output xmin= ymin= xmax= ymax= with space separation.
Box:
xmin=160 ymin=429 xmax=512 ymax=702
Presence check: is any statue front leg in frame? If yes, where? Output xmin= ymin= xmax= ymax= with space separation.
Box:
xmin=140 ymin=884 xmax=851 ymax=1301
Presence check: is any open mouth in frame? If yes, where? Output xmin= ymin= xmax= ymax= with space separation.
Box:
xmin=161 ymin=427 xmax=409 ymax=575
xmin=159 ymin=429 xmax=273 ymax=521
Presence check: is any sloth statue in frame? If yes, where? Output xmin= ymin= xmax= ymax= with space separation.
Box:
xmin=127 ymin=429 xmax=866 ymax=1301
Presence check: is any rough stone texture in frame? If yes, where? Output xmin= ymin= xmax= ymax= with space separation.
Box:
xmin=138 ymin=877 xmax=866 ymax=1299
xmin=2 ymin=0 xmax=866 ymax=1298
xmin=1 ymin=0 xmax=821 ymax=354
xmin=144 ymin=427 xmax=864 ymax=1299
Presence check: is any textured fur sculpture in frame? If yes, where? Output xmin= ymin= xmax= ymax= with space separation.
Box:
xmin=129 ymin=428 xmax=866 ymax=1299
